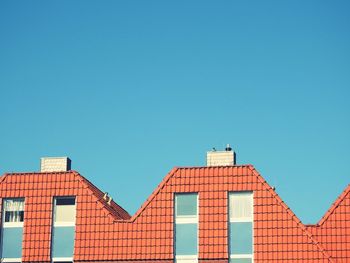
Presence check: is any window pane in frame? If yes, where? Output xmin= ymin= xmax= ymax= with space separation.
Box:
xmin=5 ymin=211 xmax=24 ymax=223
xmin=3 ymin=199 xmax=24 ymax=223
xmin=52 ymin=226 xmax=75 ymax=257
xmin=175 ymin=223 xmax=197 ymax=255
xmin=176 ymin=194 xmax=197 ymax=216
xmin=230 ymin=192 xmax=252 ymax=220
xmin=4 ymin=199 xmax=24 ymax=211
xmin=55 ymin=205 xmax=75 ymax=222
xmin=230 ymin=222 xmax=253 ymax=254
xmin=56 ymin=197 xmax=75 ymax=206
xmin=230 ymin=259 xmax=252 ymax=263
xmin=1 ymin=227 xmax=23 ymax=258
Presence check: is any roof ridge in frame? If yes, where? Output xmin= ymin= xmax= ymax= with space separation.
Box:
xmin=2 ymin=171 xmax=76 ymax=175
xmin=175 ymin=164 xmax=252 ymax=169
xmin=72 ymin=171 xmax=131 ymax=221
xmin=129 ymin=167 xmax=179 ymax=221
xmin=80 ymin=174 xmax=131 ymax=219
xmin=317 ymin=183 xmax=350 ymax=226
xmin=0 ymin=174 xmax=8 ymax=184
xmin=248 ymin=165 xmax=334 ymax=262
xmin=125 ymin=165 xmax=253 ymax=221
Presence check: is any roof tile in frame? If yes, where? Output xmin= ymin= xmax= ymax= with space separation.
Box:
xmin=0 ymin=166 xmax=348 ymax=262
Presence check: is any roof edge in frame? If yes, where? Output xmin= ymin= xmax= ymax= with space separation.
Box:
xmin=128 ymin=165 xmax=252 ymax=221
xmin=1 ymin=170 xmax=132 ymax=221
xmin=129 ymin=167 xmax=179 ymax=222
xmin=248 ymin=165 xmax=334 ymax=262
xmin=0 ymin=173 xmax=8 ymax=184
xmin=317 ymin=183 xmax=350 ymax=226
xmin=71 ymin=171 xmax=131 ymax=220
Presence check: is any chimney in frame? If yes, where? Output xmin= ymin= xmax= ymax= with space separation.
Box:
xmin=206 ymin=144 xmax=236 ymax=166
xmin=40 ymin=157 xmax=71 ymax=172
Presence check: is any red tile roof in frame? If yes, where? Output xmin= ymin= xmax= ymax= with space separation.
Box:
xmin=0 ymin=165 xmax=348 ymax=262
xmin=306 ymin=184 xmax=350 ymax=263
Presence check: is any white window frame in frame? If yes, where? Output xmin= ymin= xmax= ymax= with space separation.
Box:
xmin=52 ymin=256 xmax=73 ymax=262
xmin=1 ymin=198 xmax=24 ymax=262
xmin=2 ymin=222 xmax=24 ymax=228
xmin=174 ymin=193 xmax=198 ymax=263
xmin=2 ymin=199 xmax=25 ymax=228
xmin=51 ymin=197 xmax=76 ymax=262
xmin=175 ymin=255 xmax=198 ymax=263
xmin=53 ymin=197 xmax=76 ymax=227
xmin=230 ymin=254 xmax=253 ymax=259
xmin=229 ymin=192 xmax=254 ymax=262
xmin=1 ymin=258 xmax=22 ymax=263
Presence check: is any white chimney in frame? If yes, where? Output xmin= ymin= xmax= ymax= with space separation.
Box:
xmin=206 ymin=144 xmax=236 ymax=166
xmin=40 ymin=157 xmax=71 ymax=172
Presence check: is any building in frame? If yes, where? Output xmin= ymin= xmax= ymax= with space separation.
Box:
xmin=0 ymin=149 xmax=349 ymax=263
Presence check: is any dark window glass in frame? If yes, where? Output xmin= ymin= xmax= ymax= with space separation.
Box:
xmin=56 ymin=197 xmax=75 ymax=206
xmin=4 ymin=210 xmax=24 ymax=223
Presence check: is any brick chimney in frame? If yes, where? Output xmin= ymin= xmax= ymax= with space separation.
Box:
xmin=40 ymin=157 xmax=71 ymax=172
xmin=206 ymin=144 xmax=236 ymax=166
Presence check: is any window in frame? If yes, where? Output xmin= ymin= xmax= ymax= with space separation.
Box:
xmin=229 ymin=192 xmax=253 ymax=263
xmin=51 ymin=197 xmax=76 ymax=262
xmin=54 ymin=197 xmax=76 ymax=224
xmin=174 ymin=193 xmax=198 ymax=263
xmin=1 ymin=198 xmax=25 ymax=262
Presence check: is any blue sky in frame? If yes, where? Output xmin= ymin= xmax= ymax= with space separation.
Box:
xmin=0 ymin=0 xmax=349 ymax=224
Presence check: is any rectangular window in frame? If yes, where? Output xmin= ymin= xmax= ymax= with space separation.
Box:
xmin=1 ymin=198 xmax=24 ymax=262
xmin=229 ymin=192 xmax=253 ymax=263
xmin=174 ymin=193 xmax=198 ymax=263
xmin=52 ymin=197 xmax=76 ymax=262
xmin=54 ymin=197 xmax=76 ymax=224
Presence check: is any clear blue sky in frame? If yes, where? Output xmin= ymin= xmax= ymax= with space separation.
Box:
xmin=0 ymin=1 xmax=349 ymax=224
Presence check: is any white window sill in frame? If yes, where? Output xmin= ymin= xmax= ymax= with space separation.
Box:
xmin=2 ymin=222 xmax=23 ymax=228
xmin=53 ymin=222 xmax=75 ymax=227
xmin=230 ymin=254 xmax=253 ymax=258
xmin=1 ymin=258 xmax=22 ymax=262
xmin=175 ymin=216 xmax=198 ymax=224
xmin=175 ymin=255 xmax=198 ymax=263
xmin=52 ymin=256 xmax=73 ymax=262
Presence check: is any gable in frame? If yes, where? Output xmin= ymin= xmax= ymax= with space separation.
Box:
xmin=0 ymin=171 xmax=127 ymax=262
xmin=0 ymin=166 xmax=339 ymax=262
xmin=83 ymin=165 xmax=330 ymax=262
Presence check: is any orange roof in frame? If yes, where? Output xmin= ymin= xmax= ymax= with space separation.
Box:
xmin=0 ymin=165 xmax=348 ymax=262
xmin=306 ymin=184 xmax=350 ymax=262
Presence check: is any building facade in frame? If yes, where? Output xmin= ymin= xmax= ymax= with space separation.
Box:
xmin=0 ymin=152 xmax=349 ymax=263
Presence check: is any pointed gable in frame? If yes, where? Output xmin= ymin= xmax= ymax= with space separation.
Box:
xmin=0 ymin=171 xmax=130 ymax=262
xmin=75 ymin=165 xmax=331 ymax=262
xmin=0 ymin=165 xmax=345 ymax=262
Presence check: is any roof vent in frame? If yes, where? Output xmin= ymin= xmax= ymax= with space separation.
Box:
xmin=40 ymin=157 xmax=71 ymax=172
xmin=206 ymin=144 xmax=236 ymax=166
